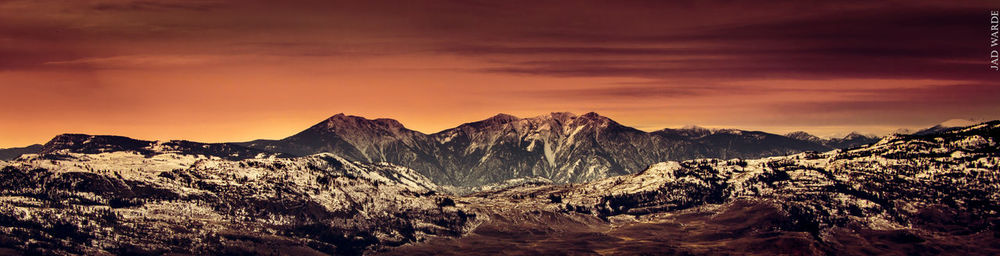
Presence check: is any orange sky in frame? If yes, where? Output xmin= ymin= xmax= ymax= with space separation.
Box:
xmin=1 ymin=0 xmax=999 ymax=147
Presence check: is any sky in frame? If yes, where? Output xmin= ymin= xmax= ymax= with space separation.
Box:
xmin=1 ymin=0 xmax=999 ymax=147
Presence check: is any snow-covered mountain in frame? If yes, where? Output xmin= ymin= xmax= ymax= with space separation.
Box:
xmin=0 ymin=151 xmax=476 ymax=255
xmin=652 ymin=126 xmax=832 ymax=159
xmin=389 ymin=120 xmax=1000 ymax=255
xmin=913 ymin=118 xmax=980 ymax=135
xmin=0 ymin=120 xmax=997 ymax=255
xmin=430 ymin=112 xmax=668 ymax=186
xmin=564 ymin=121 xmax=1000 ymax=226
xmin=786 ymin=131 xmax=881 ymax=149
xmin=239 ymin=112 xmax=838 ymax=187
xmin=785 ymin=130 xmax=824 ymax=143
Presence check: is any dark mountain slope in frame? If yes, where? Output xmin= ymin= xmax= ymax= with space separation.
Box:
xmin=0 ymin=144 xmax=42 ymax=160
xmin=239 ymin=113 xmax=452 ymax=183
xmin=431 ymin=112 xmax=669 ymax=185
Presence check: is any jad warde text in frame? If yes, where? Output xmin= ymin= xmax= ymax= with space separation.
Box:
xmin=991 ymin=11 xmax=999 ymax=70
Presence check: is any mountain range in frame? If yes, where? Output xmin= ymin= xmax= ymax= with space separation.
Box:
xmin=912 ymin=118 xmax=980 ymax=135
xmin=390 ymin=120 xmax=1000 ymax=255
xmin=0 ymin=118 xmax=996 ymax=255
xmin=239 ymin=112 xmax=885 ymax=187
xmin=1 ymin=112 xmax=881 ymax=187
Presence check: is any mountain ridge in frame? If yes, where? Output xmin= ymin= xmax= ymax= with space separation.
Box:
xmin=913 ymin=118 xmax=981 ymax=135
xmin=0 ymin=144 xmax=42 ymax=161
xmin=37 ymin=133 xmax=289 ymax=160
xmin=234 ymin=112 xmax=842 ymax=187
xmin=784 ymin=130 xmax=880 ymax=149
xmin=4 ymin=113 xmax=914 ymax=187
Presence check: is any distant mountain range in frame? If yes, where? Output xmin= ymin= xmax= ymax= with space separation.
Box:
xmin=392 ymin=119 xmax=1000 ymax=255
xmin=0 ymin=144 xmax=41 ymax=160
xmin=1 ymin=112 xmax=887 ymax=187
xmin=912 ymin=118 xmax=980 ymax=135
xmin=238 ymin=112 xmax=881 ymax=186
xmin=33 ymin=134 xmax=289 ymax=160
xmin=784 ymin=131 xmax=880 ymax=149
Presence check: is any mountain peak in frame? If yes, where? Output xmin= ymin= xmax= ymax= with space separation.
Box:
xmin=487 ymin=113 xmax=519 ymax=122
xmin=785 ymin=131 xmax=812 ymax=136
xmin=325 ymin=113 xmax=362 ymax=122
xmin=679 ymin=125 xmax=712 ymax=132
xmin=843 ymin=131 xmax=869 ymax=140
xmin=459 ymin=113 xmax=520 ymax=128
xmin=939 ymin=118 xmax=978 ymax=128
xmin=579 ymin=111 xmax=605 ymax=120
xmin=536 ymin=111 xmax=610 ymax=121
xmin=785 ymin=131 xmax=821 ymax=142
xmin=319 ymin=113 xmax=407 ymax=131
xmin=48 ymin=133 xmax=95 ymax=142
xmin=912 ymin=119 xmax=980 ymax=136
xmin=323 ymin=113 xmax=357 ymax=124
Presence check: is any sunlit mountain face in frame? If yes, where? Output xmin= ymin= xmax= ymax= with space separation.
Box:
xmin=1 ymin=0 xmax=999 ymax=255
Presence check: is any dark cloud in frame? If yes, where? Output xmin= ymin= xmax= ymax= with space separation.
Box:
xmin=91 ymin=0 xmax=227 ymax=12
xmin=3 ymin=0 xmax=993 ymax=78
xmin=443 ymin=6 xmax=993 ymax=81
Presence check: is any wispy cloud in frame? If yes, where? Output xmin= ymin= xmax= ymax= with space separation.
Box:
xmin=43 ymin=55 xmax=226 ymax=68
